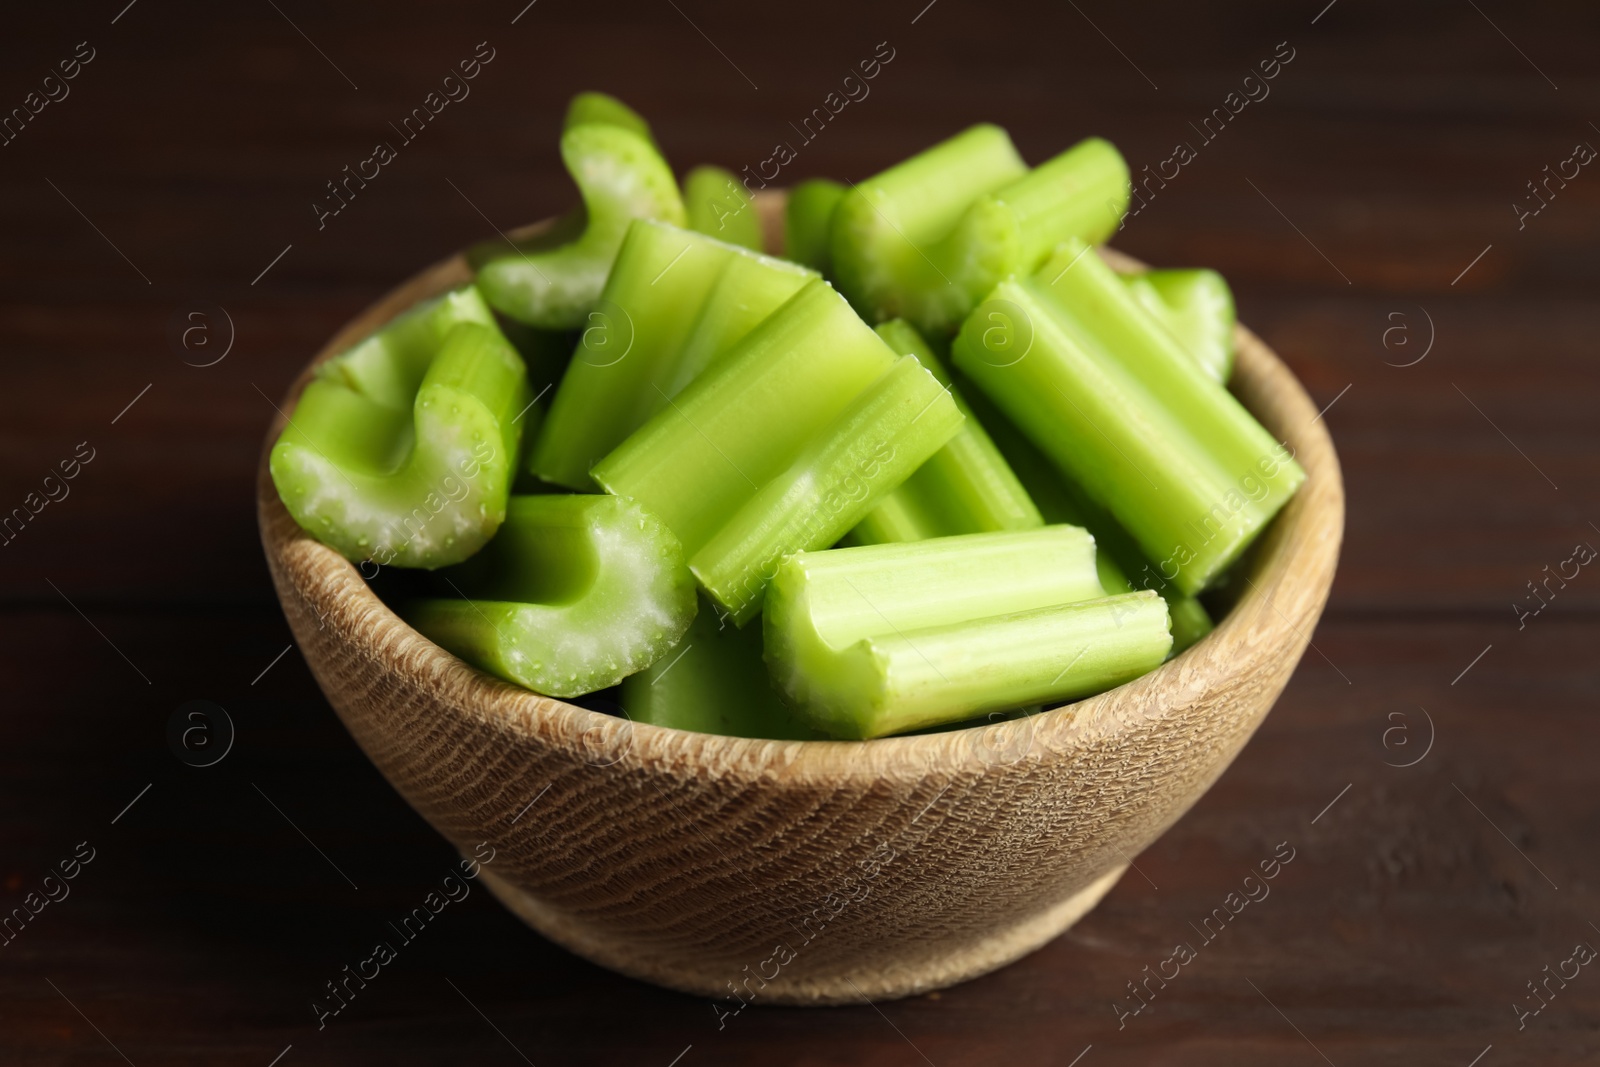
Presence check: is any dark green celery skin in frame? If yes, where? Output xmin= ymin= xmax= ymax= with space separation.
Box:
xmin=621 ymin=602 xmax=822 ymax=739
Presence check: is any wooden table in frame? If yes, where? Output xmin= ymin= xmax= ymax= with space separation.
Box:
xmin=2 ymin=1 xmax=1596 ymax=1062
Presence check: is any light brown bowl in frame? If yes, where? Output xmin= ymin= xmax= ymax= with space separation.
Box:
xmin=257 ymin=194 xmax=1343 ymax=1006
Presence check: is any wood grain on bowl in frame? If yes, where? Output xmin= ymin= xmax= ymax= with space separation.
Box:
xmin=257 ymin=194 xmax=1343 ymax=1005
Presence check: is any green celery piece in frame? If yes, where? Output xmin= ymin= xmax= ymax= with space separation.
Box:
xmin=474 ymin=98 xmax=686 ymax=330
xmin=684 ymin=165 xmax=763 ymax=250
xmin=270 ymin=291 xmax=528 ymax=569
xmin=622 ymin=600 xmax=823 ymax=739
xmin=564 ymin=90 xmax=655 ymax=143
xmin=405 ymin=494 xmax=697 ymax=698
xmin=830 ymin=127 xmax=1130 ymax=335
xmin=764 ymin=528 xmax=1170 ymax=739
xmin=529 ymin=220 xmax=817 ymax=488
xmin=783 ymin=178 xmax=845 ymax=273
xmin=850 ymin=319 xmax=1042 ymax=545
xmin=691 ymin=354 xmax=965 ymax=624
xmin=1125 ymin=268 xmax=1236 ymax=383
xmin=952 ymin=238 xmax=1305 ymax=596
xmin=592 ymin=279 xmax=963 ymax=624
xmin=971 ymin=387 xmax=1214 ymax=653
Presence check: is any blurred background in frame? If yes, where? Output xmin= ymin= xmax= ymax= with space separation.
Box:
xmin=2 ymin=1 xmax=1596 ymax=1063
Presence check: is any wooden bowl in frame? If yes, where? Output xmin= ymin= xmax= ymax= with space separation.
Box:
xmin=257 ymin=194 xmax=1343 ymax=1006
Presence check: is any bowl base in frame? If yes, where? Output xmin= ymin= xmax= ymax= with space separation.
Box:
xmin=479 ymin=864 xmax=1128 ymax=1006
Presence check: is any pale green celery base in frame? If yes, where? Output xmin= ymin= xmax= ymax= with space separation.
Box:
xmin=406 ymin=495 xmax=697 ymax=698
xmin=622 ymin=603 xmax=822 ymax=739
xmin=475 ymin=124 xmax=686 ymax=330
xmin=271 ymin=388 xmax=512 ymax=568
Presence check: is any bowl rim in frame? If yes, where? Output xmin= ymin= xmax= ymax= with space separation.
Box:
xmin=257 ymin=197 xmax=1345 ymax=789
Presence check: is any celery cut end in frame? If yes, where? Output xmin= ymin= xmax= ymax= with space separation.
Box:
xmin=270 ymin=305 xmax=527 ymax=570
xmin=475 ymin=120 xmax=687 ymax=330
xmin=405 ymin=494 xmax=697 ymax=698
xmin=764 ymin=531 xmax=1168 ymax=739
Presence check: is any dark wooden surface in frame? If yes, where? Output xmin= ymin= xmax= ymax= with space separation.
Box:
xmin=2 ymin=1 xmax=1597 ymax=1063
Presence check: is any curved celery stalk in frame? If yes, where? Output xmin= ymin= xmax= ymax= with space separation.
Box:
xmin=684 ymin=165 xmax=762 ymax=250
xmin=952 ymin=239 xmax=1304 ymax=596
xmin=270 ymin=289 xmax=528 ymax=569
xmin=850 ymin=319 xmax=1041 ymax=545
xmin=622 ymin=601 xmax=822 ymax=739
xmin=1125 ymin=268 xmax=1235 ymax=383
xmin=764 ymin=528 xmax=1170 ymax=738
xmin=405 ymin=494 xmax=697 ymax=698
xmin=830 ymin=126 xmax=1130 ymax=335
xmin=529 ymin=221 xmax=816 ymax=488
xmin=971 ymin=388 xmax=1213 ymax=653
xmin=783 ymin=178 xmax=845 ymax=272
xmin=564 ymin=90 xmax=655 ymax=144
xmin=474 ymin=94 xmax=686 ymax=329
xmin=593 ymin=280 xmax=962 ymax=623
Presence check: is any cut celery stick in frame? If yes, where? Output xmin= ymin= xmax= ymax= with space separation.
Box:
xmin=474 ymin=96 xmax=686 ymax=330
xmin=831 ymin=125 xmax=1025 ymax=333
xmin=564 ymin=90 xmax=655 ymax=143
xmin=1125 ymin=268 xmax=1236 ymax=383
xmin=622 ymin=601 xmax=823 ymax=739
xmin=850 ymin=319 xmax=1041 ymax=545
xmin=952 ymin=239 xmax=1304 ymax=595
xmin=691 ymin=354 xmax=965 ymax=623
xmin=684 ymin=165 xmax=763 ymax=250
xmin=270 ymin=290 xmax=528 ymax=569
xmin=971 ymin=387 xmax=1214 ymax=653
xmin=529 ymin=221 xmax=816 ymax=489
xmin=764 ymin=528 xmax=1170 ymax=738
xmin=830 ymin=127 xmax=1130 ymax=335
xmin=593 ymin=280 xmax=899 ymax=553
xmin=783 ymin=178 xmax=845 ymax=272
xmin=593 ymin=280 xmax=962 ymax=622
xmin=405 ymin=494 xmax=697 ymax=698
